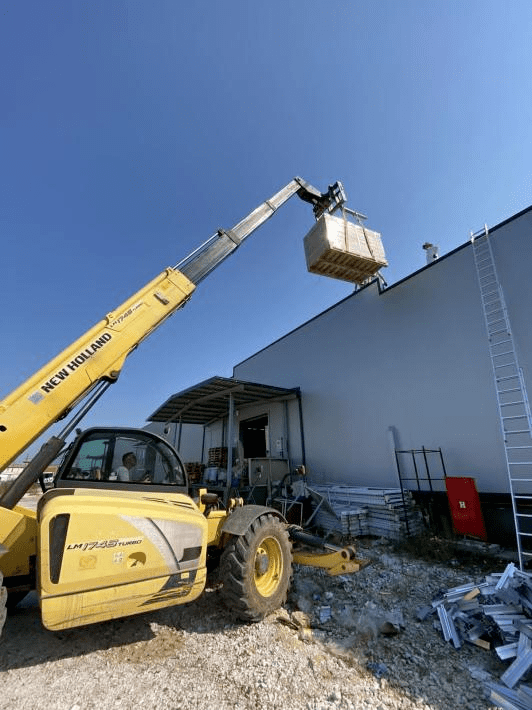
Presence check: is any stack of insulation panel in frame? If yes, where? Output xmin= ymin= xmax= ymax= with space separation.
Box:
xmin=310 ymin=485 xmax=424 ymax=541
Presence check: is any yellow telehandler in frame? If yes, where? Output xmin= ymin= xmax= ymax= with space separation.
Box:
xmin=0 ymin=178 xmax=365 ymax=635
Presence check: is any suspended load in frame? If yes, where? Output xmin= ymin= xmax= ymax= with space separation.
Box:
xmin=304 ymin=212 xmax=387 ymax=285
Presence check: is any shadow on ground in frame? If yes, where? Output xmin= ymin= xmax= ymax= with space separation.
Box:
xmin=1 ymin=586 xmax=235 ymax=671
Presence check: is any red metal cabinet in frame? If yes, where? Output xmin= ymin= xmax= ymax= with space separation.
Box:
xmin=444 ymin=476 xmax=487 ymax=541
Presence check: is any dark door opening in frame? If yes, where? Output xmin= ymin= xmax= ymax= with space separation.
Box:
xmin=240 ymin=415 xmax=268 ymax=458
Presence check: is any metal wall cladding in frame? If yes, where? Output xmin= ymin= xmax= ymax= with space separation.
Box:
xmin=304 ymin=213 xmax=387 ymax=285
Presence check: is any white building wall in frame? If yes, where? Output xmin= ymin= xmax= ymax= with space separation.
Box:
xmin=234 ymin=207 xmax=532 ymax=495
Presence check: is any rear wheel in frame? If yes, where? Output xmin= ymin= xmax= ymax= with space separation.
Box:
xmin=220 ymin=514 xmax=292 ymax=622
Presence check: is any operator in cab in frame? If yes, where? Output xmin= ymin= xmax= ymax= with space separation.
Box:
xmin=115 ymin=452 xmax=137 ymax=481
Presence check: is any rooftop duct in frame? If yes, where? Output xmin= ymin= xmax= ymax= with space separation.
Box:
xmin=422 ymin=242 xmax=439 ymax=264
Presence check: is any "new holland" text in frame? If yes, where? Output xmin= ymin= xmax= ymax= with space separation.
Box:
xmin=41 ymin=333 xmax=113 ymax=393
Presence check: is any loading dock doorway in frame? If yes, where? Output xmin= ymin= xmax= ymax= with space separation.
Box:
xmin=240 ymin=414 xmax=269 ymax=458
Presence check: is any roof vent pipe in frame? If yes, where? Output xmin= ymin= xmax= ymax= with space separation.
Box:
xmin=422 ymin=242 xmax=439 ymax=264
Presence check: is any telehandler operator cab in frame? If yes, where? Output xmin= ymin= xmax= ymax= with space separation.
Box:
xmin=55 ymin=428 xmax=188 ymax=494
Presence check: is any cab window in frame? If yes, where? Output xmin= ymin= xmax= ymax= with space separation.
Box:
xmin=61 ymin=432 xmax=186 ymax=486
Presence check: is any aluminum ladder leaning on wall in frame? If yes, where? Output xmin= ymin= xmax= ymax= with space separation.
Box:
xmin=471 ymin=226 xmax=532 ymax=570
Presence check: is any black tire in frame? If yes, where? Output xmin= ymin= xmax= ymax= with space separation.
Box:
xmin=220 ymin=514 xmax=292 ymax=622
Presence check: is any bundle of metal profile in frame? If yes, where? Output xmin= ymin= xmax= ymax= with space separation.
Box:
xmin=311 ymin=507 xmax=368 ymax=537
xmin=312 ymin=485 xmax=412 ymax=509
xmin=310 ymin=485 xmax=422 ymax=540
xmin=364 ymin=506 xmax=425 ymax=539
xmin=340 ymin=509 xmax=369 ymax=536
xmin=425 ymin=563 xmax=532 ymax=704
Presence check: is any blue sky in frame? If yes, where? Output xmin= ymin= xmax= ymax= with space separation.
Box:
xmin=2 ymin=1 xmax=532 ymax=458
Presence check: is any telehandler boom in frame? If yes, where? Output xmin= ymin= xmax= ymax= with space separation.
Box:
xmin=0 ymin=177 xmax=345 ymax=507
xmin=0 ymin=177 xmax=362 ymax=636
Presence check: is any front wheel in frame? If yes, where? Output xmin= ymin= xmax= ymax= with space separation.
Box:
xmin=220 ymin=514 xmax=292 ymax=622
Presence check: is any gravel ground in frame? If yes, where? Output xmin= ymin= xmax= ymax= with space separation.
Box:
xmin=0 ymin=535 xmax=512 ymax=710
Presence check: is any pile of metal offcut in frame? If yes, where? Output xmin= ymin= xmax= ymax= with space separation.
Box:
xmin=422 ymin=562 xmax=532 ymax=709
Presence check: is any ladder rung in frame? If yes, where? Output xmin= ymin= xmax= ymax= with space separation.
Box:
xmin=492 ymin=339 xmax=513 ymax=347
xmin=506 ymin=446 xmax=532 ymax=450
xmin=504 ymin=429 xmax=531 ymax=434
xmin=488 ymin=318 xmax=506 ymax=328
xmin=500 ymin=401 xmax=526 ymax=407
xmin=489 ymin=329 xmax=510 ymax=337
xmin=498 ymin=375 xmax=519 ymax=382
xmin=493 ymin=350 xmax=515 ymax=358
xmin=486 ymin=318 xmax=510 ymax=335
xmin=498 ymin=388 xmax=521 ymax=395
xmin=514 ymin=495 xmax=532 ymax=500
xmin=516 ymin=513 xmax=532 ymax=519
xmin=502 ymin=415 xmax=528 ymax=420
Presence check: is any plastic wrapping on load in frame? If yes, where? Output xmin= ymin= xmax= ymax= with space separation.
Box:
xmin=304 ymin=213 xmax=387 ymax=285
xmin=204 ymin=466 xmax=219 ymax=483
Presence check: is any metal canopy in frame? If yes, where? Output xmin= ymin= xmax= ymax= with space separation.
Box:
xmin=148 ymin=376 xmax=299 ymax=426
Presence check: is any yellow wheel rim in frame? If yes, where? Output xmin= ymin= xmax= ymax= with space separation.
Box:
xmin=254 ymin=536 xmax=283 ymax=597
